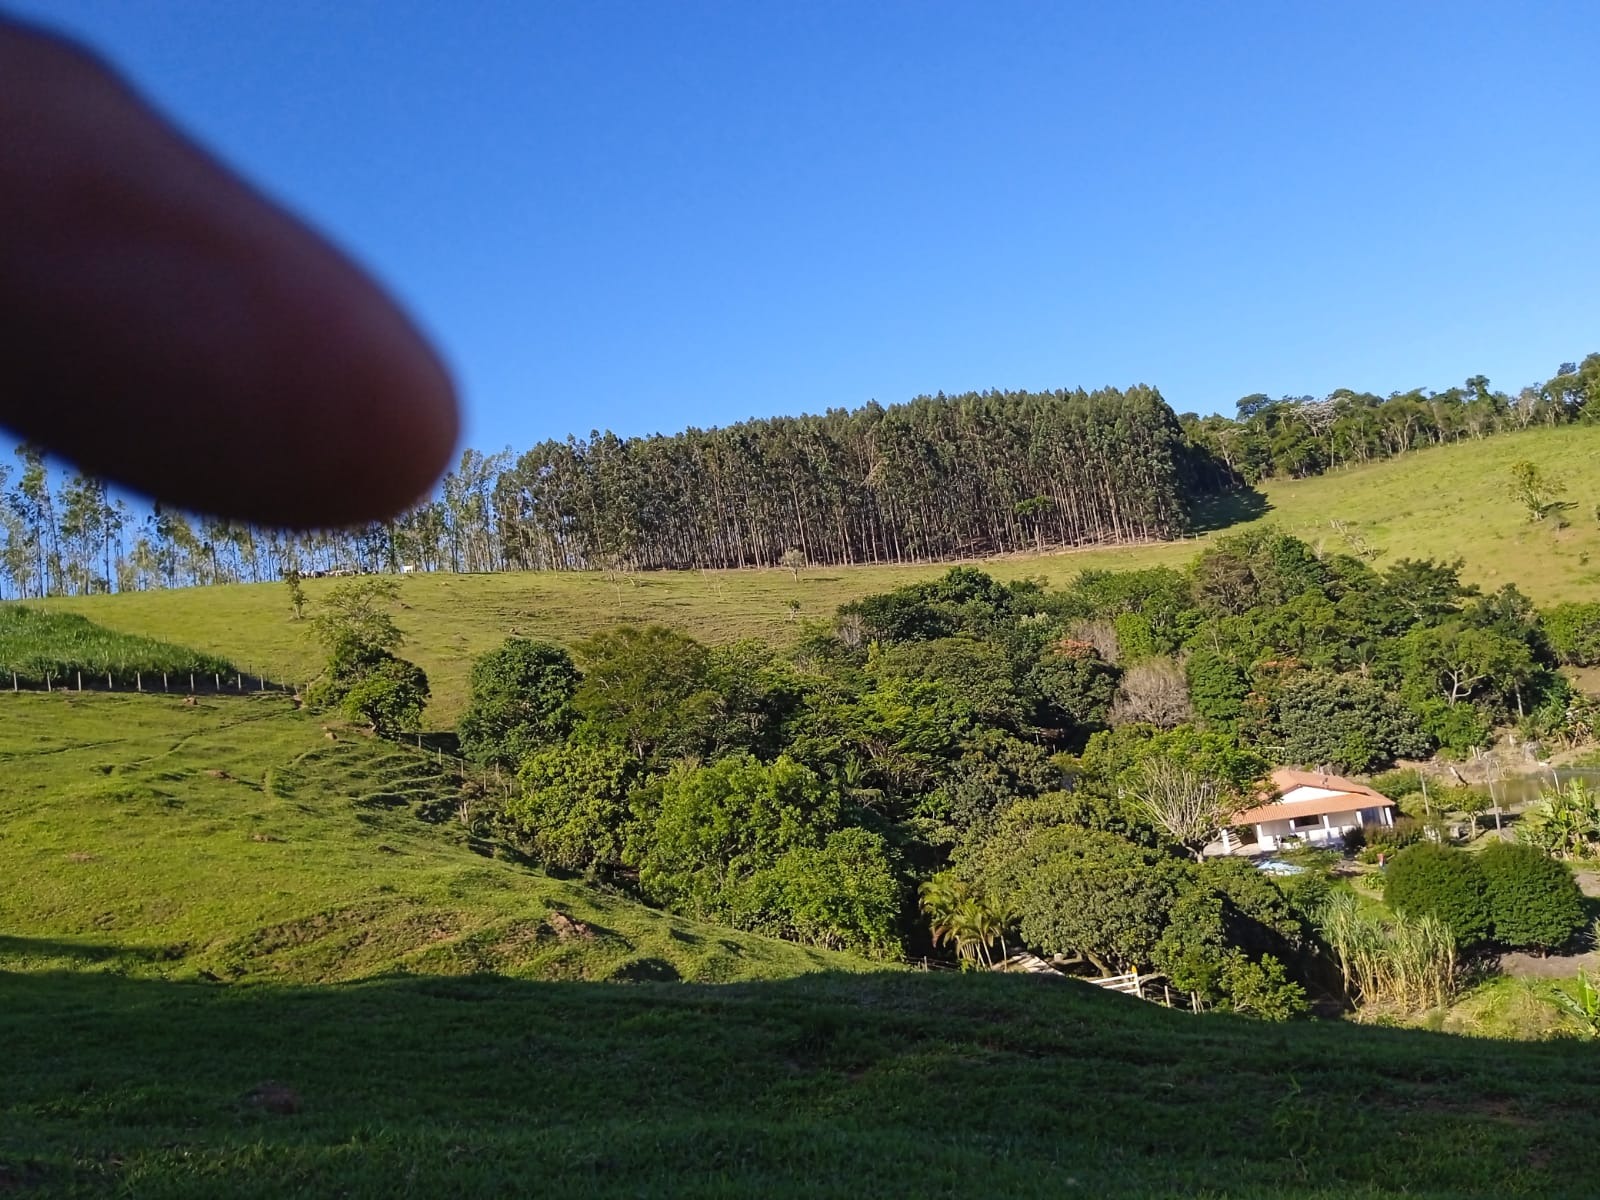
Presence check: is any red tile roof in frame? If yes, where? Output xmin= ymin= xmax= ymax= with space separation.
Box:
xmin=1233 ymin=767 xmax=1395 ymax=826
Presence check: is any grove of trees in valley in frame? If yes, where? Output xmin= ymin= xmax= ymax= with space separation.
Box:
xmin=434 ymin=536 xmax=1600 ymax=1015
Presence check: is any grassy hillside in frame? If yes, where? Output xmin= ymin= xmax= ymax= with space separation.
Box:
xmin=0 ymin=605 xmax=232 ymax=687
xmin=5 ymin=636 xmax=1600 ymax=1193
xmin=0 ymin=693 xmax=853 ymax=985
xmin=38 ymin=424 xmax=1600 ymax=726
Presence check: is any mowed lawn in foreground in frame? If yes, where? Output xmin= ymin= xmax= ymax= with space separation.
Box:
xmin=41 ymin=424 xmax=1600 ymax=725
xmin=3 ymin=964 xmax=1598 ymax=1197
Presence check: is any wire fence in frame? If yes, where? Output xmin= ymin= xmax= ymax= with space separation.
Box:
xmin=4 ymin=667 xmax=300 ymax=696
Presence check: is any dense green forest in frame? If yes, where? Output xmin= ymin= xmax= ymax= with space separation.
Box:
xmin=494 ymin=386 xmax=1213 ymax=569
xmin=300 ymin=528 xmax=1600 ymax=1017
xmin=1 ymin=355 xmax=1595 ymax=596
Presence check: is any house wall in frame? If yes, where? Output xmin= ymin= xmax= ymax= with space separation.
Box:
xmin=1212 ymin=803 xmax=1396 ymax=857
xmin=1252 ymin=806 xmax=1391 ymax=852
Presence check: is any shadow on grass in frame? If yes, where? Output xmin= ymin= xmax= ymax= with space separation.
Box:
xmin=2 ymin=951 xmax=1597 ymax=1197
xmin=414 ymin=731 xmax=461 ymax=756
xmin=0 ymin=933 xmax=130 ymax=962
xmin=1187 ymin=487 xmax=1272 ymax=534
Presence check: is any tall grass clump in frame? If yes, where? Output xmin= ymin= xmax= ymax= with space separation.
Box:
xmin=1318 ymin=891 xmax=1457 ymax=1013
xmin=0 ymin=605 xmax=233 ymax=686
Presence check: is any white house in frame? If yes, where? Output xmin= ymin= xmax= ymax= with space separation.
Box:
xmin=1217 ymin=768 xmax=1396 ymax=855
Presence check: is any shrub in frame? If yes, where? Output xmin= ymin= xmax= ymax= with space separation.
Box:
xmin=1271 ymin=671 xmax=1429 ymax=773
xmin=572 ymin=625 xmax=717 ymax=761
xmin=338 ymin=654 xmax=429 ymax=736
xmin=1274 ymin=868 xmax=1333 ymax=923
xmin=1185 ymin=649 xmax=1251 ymax=727
xmin=1015 ymin=850 xmax=1189 ymax=975
xmin=1542 ymin=602 xmax=1600 ymax=666
xmin=1383 ymin=843 xmax=1490 ymax=948
xmin=1028 ymin=646 xmax=1121 ymax=732
xmin=1218 ymin=952 xmax=1309 ymax=1021
xmin=510 ymin=741 xmax=638 ymax=873
xmin=1112 ymin=611 xmax=1159 ymax=664
xmin=1356 ymin=818 xmax=1424 ymax=862
xmin=735 ymin=827 xmax=904 ymax=955
xmin=1369 ymin=768 xmax=1422 ymax=800
xmin=1478 ymin=842 xmax=1586 ymax=952
xmin=1152 ymin=866 xmax=1310 ymax=1019
xmin=1415 ymin=699 xmax=1494 ymax=757
xmin=458 ymin=639 xmax=578 ymax=767
xmin=631 ymin=754 xmax=840 ymax=916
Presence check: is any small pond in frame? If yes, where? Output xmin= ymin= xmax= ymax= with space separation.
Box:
xmin=1478 ymin=764 xmax=1600 ymax=809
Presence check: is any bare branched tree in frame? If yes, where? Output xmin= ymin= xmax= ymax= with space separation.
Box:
xmin=1124 ymin=758 xmax=1233 ymax=861
xmin=1108 ymin=657 xmax=1192 ymax=728
xmin=835 ymin=611 xmax=866 ymax=650
xmin=599 ymin=555 xmax=636 ymax=605
xmin=1069 ymin=618 xmax=1120 ymax=664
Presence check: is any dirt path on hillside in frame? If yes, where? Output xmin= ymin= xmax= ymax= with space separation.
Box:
xmin=1498 ymin=950 xmax=1600 ymax=979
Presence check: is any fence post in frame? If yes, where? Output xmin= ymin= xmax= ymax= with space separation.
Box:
xmin=76 ymin=671 xmax=82 ymax=692
xmin=46 ymin=672 xmax=52 ymax=692
xmin=236 ymin=673 xmax=242 ymax=691
xmin=214 ymin=673 xmax=220 ymax=690
xmin=136 ymin=671 xmax=142 ymax=692
xmin=189 ymin=673 xmax=195 ymax=692
xmin=11 ymin=672 xmax=15 ymax=692
xmin=162 ymin=672 xmax=168 ymax=692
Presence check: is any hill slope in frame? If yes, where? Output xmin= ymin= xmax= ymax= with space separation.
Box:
xmin=38 ymin=423 xmax=1600 ymax=725
xmin=0 ymin=693 xmax=855 ymax=985
xmin=4 ymin=647 xmax=1600 ymax=1194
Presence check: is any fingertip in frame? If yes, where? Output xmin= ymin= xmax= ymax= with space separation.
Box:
xmin=0 ymin=14 xmax=464 ymax=530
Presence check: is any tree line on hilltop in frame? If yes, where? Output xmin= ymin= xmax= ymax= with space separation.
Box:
xmin=1184 ymin=354 xmax=1600 ymax=482
xmin=1 ymin=353 xmax=1596 ymax=597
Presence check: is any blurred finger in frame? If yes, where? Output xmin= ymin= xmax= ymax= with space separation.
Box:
xmin=0 ymin=17 xmax=459 ymax=528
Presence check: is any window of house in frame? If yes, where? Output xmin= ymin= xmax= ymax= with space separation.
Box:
xmin=1289 ymin=814 xmax=1325 ymax=831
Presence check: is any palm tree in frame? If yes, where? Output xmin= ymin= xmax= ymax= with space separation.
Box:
xmin=919 ymin=875 xmax=1011 ymax=968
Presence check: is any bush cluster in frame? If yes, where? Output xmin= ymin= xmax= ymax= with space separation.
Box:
xmin=1384 ymin=842 xmax=1585 ymax=952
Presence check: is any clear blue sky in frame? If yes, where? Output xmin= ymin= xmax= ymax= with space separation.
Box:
xmin=16 ymin=1 xmax=1600 ymax=452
